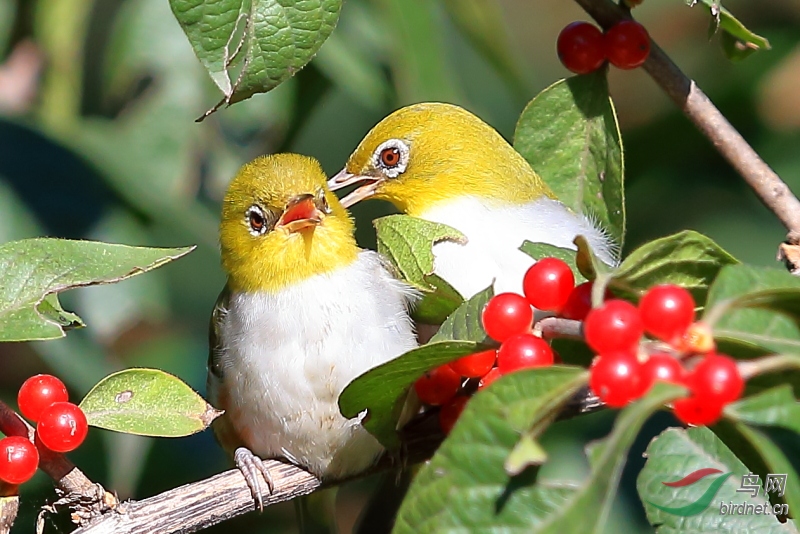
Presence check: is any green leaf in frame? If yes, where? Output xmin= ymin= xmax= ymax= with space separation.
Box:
xmin=339 ymin=341 xmax=480 ymax=448
xmin=725 ymin=385 xmax=800 ymax=433
xmin=638 ymin=426 xmax=796 ymax=532
xmin=733 ymin=424 xmax=800 ymax=519
xmin=690 ymin=0 xmax=770 ymax=60
xmin=414 ymin=275 xmax=464 ymax=325
xmin=375 ymin=215 xmax=465 ymax=287
xmin=574 ymin=235 xmax=614 ymax=307
xmin=720 ymin=30 xmax=758 ymax=62
xmin=514 ymin=70 xmax=625 ymax=246
xmin=612 ymin=230 xmax=739 ymax=305
xmin=375 ymin=215 xmax=466 ymax=324
xmin=706 ymin=264 xmax=800 ymax=317
xmin=169 ymin=0 xmax=342 ymax=108
xmin=530 ymin=382 xmax=684 ymax=534
xmin=80 ymin=369 xmax=222 ymax=437
xmin=393 ymin=367 xmax=588 ymax=533
xmin=0 ymin=239 xmax=194 ymax=342
xmin=519 ymin=241 xmax=587 ymax=284
xmin=430 ymin=285 xmax=493 ymax=344
xmin=705 ymin=265 xmax=800 ymax=355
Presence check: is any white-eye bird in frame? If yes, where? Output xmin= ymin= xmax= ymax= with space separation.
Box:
xmin=328 ymin=102 xmax=616 ymax=299
xmin=208 ymin=154 xmax=418 ymax=506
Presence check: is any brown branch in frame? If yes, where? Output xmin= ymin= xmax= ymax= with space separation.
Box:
xmin=71 ymin=417 xmax=448 ymax=534
xmin=0 ymin=495 xmax=19 ymax=534
xmin=572 ymin=0 xmax=800 ymax=245
xmin=73 ymin=461 xmax=321 ymax=534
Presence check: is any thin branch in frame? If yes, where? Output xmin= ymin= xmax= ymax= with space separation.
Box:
xmin=572 ymin=0 xmax=800 ymax=244
xmin=71 ymin=417 xmax=447 ymax=534
xmin=0 ymin=495 xmax=19 ymax=534
xmin=73 ymin=461 xmax=320 ymax=534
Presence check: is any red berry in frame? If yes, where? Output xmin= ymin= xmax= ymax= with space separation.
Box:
xmin=640 ymin=353 xmax=686 ymax=394
xmin=560 ymin=282 xmax=613 ymax=321
xmin=687 ymin=353 xmax=744 ymax=405
xmin=560 ymin=282 xmax=593 ymax=320
xmin=439 ymin=396 xmax=469 ymax=435
xmin=523 ymin=258 xmax=576 ymax=313
xmin=605 ymin=20 xmax=650 ymax=70
xmin=414 ymin=365 xmax=462 ymax=406
xmin=36 ymin=402 xmax=88 ymax=453
xmin=639 ymin=285 xmax=695 ymax=343
xmin=482 ymin=293 xmax=533 ymax=342
xmin=673 ymin=396 xmax=724 ymax=426
xmin=478 ymin=367 xmax=501 ymax=390
xmin=589 ymin=351 xmax=644 ymax=407
xmin=450 ymin=350 xmax=497 ymax=378
xmin=497 ymin=334 xmax=554 ymax=374
xmin=583 ymin=299 xmax=644 ymax=354
xmin=557 ymin=22 xmax=606 ymax=74
xmin=17 ymin=374 xmax=69 ymax=422
xmin=0 ymin=436 xmax=39 ymax=484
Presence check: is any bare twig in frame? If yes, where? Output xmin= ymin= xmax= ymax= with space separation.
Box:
xmin=0 ymin=495 xmax=19 ymax=534
xmin=73 ymin=461 xmax=320 ymax=534
xmin=71 ymin=416 xmax=449 ymax=534
xmin=573 ymin=0 xmax=800 ymax=245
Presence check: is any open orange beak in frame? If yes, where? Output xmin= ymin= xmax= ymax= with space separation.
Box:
xmin=327 ymin=168 xmax=382 ymax=208
xmin=278 ymin=195 xmax=324 ymax=233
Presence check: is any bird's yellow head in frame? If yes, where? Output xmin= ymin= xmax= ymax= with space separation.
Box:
xmin=220 ymin=154 xmax=358 ymax=293
xmin=328 ymin=103 xmax=554 ymax=216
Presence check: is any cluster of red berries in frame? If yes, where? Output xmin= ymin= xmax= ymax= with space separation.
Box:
xmin=557 ymin=20 xmax=651 ymax=74
xmin=585 ymin=285 xmax=744 ymax=425
xmin=0 ymin=375 xmax=88 ymax=485
xmin=414 ymin=255 xmax=746 ymax=435
xmin=415 ymin=258 xmax=593 ymax=434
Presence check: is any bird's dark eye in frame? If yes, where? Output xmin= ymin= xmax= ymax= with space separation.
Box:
xmin=380 ymin=147 xmax=401 ymax=168
xmin=246 ymin=205 xmax=268 ymax=235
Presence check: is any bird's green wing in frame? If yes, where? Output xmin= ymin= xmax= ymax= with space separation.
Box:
xmin=208 ymin=285 xmax=231 ymax=380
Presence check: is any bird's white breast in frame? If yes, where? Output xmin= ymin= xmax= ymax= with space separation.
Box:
xmin=418 ymin=196 xmax=617 ymax=299
xmin=211 ymin=251 xmax=417 ymax=478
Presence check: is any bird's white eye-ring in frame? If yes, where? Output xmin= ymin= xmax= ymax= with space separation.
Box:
xmin=373 ymin=139 xmax=409 ymax=178
xmin=245 ymin=205 xmax=268 ymax=236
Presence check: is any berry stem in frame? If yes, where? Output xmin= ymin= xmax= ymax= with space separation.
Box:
xmin=572 ymin=0 xmax=800 ymax=251
xmin=535 ymin=317 xmax=584 ymax=340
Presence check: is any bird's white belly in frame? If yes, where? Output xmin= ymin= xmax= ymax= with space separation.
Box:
xmin=418 ymin=197 xmax=616 ymax=299
xmin=211 ymin=251 xmax=417 ymax=478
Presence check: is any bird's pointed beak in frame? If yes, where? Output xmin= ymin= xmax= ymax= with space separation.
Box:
xmin=328 ymin=168 xmax=381 ymax=209
xmin=278 ymin=195 xmax=324 ymax=233
xmin=327 ymin=168 xmax=362 ymax=191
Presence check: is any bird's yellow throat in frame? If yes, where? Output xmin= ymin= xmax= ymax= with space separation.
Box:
xmin=219 ymin=155 xmax=358 ymax=294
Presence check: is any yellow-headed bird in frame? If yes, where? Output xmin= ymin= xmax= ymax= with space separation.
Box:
xmin=329 ymin=103 xmax=616 ymax=299
xmin=208 ymin=154 xmax=418 ymax=506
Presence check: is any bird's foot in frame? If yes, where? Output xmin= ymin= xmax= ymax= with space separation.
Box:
xmin=234 ymin=447 xmax=275 ymax=512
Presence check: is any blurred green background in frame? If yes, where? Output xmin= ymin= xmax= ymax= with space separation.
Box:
xmin=1 ymin=0 xmax=799 ymax=532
